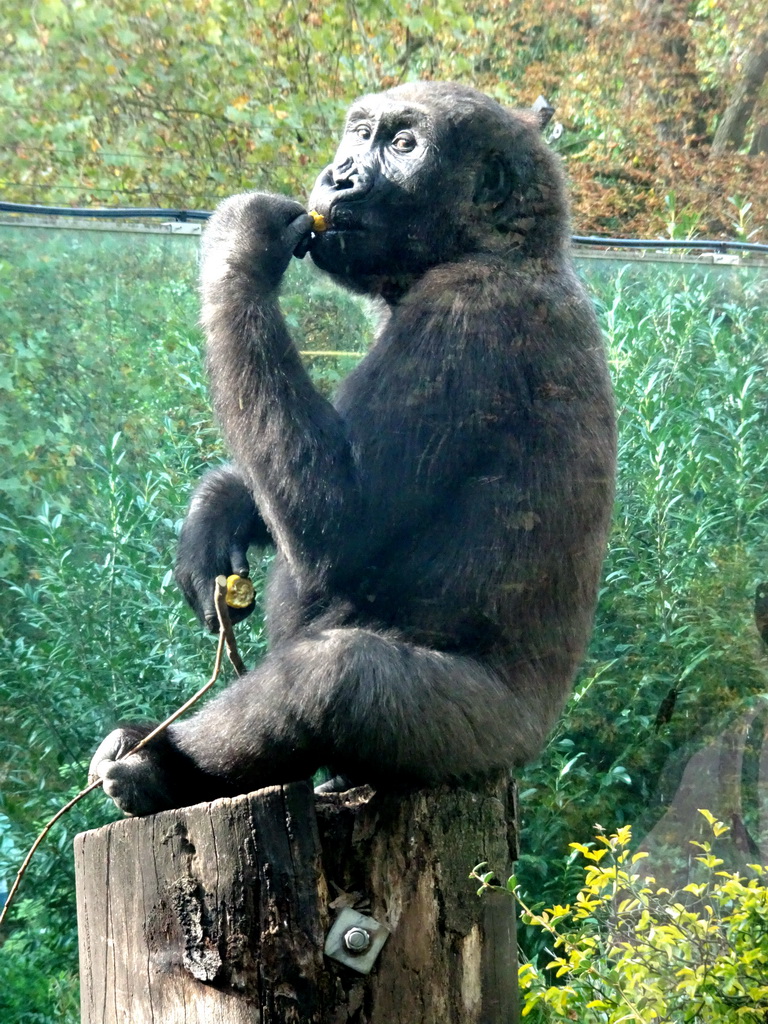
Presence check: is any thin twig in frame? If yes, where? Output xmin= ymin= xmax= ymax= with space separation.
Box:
xmin=214 ymin=574 xmax=247 ymax=676
xmin=0 ymin=577 xmax=246 ymax=931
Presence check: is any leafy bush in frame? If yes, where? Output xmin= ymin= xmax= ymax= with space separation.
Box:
xmin=485 ymin=812 xmax=768 ymax=1022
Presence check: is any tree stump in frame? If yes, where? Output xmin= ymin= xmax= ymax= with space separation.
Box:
xmin=75 ymin=778 xmax=518 ymax=1024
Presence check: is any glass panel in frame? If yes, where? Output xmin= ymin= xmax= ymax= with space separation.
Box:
xmin=1 ymin=221 xmax=766 ymax=1014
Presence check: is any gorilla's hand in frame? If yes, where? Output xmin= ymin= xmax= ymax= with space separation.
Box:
xmin=175 ymin=465 xmax=269 ymax=632
xmin=89 ymin=725 xmax=176 ymax=817
xmin=200 ymin=192 xmax=313 ymax=296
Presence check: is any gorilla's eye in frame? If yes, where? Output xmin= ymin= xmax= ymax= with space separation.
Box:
xmin=353 ymin=124 xmax=372 ymax=141
xmin=392 ymin=132 xmax=417 ymax=153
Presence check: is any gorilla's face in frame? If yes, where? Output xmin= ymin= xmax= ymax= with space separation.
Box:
xmin=307 ymin=82 xmax=562 ymax=297
xmin=307 ymin=90 xmax=470 ymax=293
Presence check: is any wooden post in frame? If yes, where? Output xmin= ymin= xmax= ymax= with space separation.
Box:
xmin=75 ymin=778 xmax=518 ymax=1024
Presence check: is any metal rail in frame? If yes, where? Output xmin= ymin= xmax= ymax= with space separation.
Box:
xmin=2 ymin=201 xmax=767 ymax=254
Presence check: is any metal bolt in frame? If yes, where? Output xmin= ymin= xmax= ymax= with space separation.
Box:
xmin=343 ymin=926 xmax=371 ymax=955
xmin=325 ymin=909 xmax=389 ymax=973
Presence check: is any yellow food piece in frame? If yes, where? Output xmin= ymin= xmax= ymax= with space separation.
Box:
xmin=225 ymin=574 xmax=255 ymax=609
xmin=309 ymin=209 xmax=328 ymax=233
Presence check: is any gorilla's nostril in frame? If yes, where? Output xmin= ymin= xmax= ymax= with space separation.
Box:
xmin=333 ymin=157 xmax=358 ymax=189
xmin=333 ymin=176 xmax=357 ymax=191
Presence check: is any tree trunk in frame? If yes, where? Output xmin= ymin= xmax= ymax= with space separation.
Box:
xmin=635 ymin=0 xmax=708 ymax=144
xmin=749 ymin=123 xmax=768 ymax=155
xmin=712 ymin=30 xmax=768 ymax=154
xmin=75 ymin=778 xmax=518 ymax=1024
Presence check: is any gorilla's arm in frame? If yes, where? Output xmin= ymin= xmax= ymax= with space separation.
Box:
xmin=175 ymin=464 xmax=272 ymax=630
xmin=200 ymin=193 xmax=365 ymax=581
xmin=200 ymin=194 xmax=497 ymax=585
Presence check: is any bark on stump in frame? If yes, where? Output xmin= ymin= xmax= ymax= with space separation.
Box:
xmin=75 ymin=778 xmax=518 ymax=1024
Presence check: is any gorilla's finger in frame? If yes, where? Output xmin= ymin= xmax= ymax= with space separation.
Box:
xmin=194 ymin=579 xmax=219 ymax=632
xmin=205 ymin=600 xmax=253 ymax=632
xmin=287 ymin=213 xmax=314 ymax=258
xmin=191 ymin=591 xmax=218 ymax=631
xmin=293 ymin=235 xmax=312 ymax=259
xmin=228 ymin=602 xmax=255 ymax=625
xmin=229 ymin=541 xmax=251 ymax=578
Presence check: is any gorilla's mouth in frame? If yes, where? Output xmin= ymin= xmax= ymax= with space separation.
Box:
xmin=323 ymin=227 xmax=365 ymax=239
xmin=328 ymin=207 xmax=364 ymax=232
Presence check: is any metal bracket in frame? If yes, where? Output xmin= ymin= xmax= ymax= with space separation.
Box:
xmin=324 ymin=907 xmax=390 ymax=974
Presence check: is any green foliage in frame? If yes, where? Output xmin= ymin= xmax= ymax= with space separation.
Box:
xmin=489 ymin=814 xmax=768 ymax=1022
xmin=0 ymin=0 xmax=471 ymax=208
xmin=516 ymin=258 xmax=768 ymax=943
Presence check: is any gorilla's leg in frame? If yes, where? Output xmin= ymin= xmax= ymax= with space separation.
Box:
xmin=94 ymin=628 xmax=545 ymax=815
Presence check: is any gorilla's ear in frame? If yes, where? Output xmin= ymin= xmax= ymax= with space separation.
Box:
xmin=474 ymin=153 xmax=511 ymax=207
xmin=531 ymin=95 xmax=555 ymax=131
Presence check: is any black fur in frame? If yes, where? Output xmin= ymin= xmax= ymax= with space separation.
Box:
xmin=91 ymin=82 xmax=616 ymax=816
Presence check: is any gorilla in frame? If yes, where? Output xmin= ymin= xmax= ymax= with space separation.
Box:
xmin=91 ymin=82 xmax=616 ymax=816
